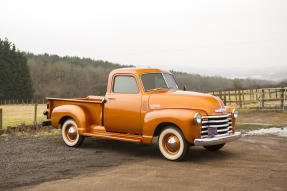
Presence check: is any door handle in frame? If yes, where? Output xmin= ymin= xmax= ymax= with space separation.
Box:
xmin=108 ymin=97 xmax=116 ymax=100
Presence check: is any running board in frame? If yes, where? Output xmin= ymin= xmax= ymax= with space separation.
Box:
xmin=82 ymin=131 xmax=142 ymax=143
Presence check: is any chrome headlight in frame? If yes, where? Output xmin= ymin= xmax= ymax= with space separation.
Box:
xmin=232 ymin=109 xmax=239 ymax=119
xmin=194 ymin=113 xmax=202 ymax=124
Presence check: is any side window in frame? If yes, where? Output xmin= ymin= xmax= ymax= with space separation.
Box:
xmin=113 ymin=75 xmax=139 ymax=93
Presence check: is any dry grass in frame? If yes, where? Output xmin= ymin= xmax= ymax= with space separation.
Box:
xmin=33 ymin=129 xmax=61 ymax=137
xmin=0 ymin=104 xmax=47 ymax=128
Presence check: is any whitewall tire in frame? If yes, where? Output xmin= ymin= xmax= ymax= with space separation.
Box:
xmin=158 ymin=127 xmax=189 ymax=161
xmin=61 ymin=119 xmax=84 ymax=147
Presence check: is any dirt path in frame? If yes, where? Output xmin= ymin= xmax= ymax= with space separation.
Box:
xmin=1 ymin=134 xmax=286 ymax=191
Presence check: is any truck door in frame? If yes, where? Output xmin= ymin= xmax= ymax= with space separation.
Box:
xmin=104 ymin=75 xmax=142 ymax=134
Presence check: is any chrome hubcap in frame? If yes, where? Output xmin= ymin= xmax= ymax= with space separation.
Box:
xmin=68 ymin=127 xmax=76 ymax=140
xmin=166 ymin=137 xmax=178 ymax=152
xmin=162 ymin=133 xmax=180 ymax=155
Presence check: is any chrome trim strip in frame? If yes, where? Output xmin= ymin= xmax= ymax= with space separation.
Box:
xmin=194 ymin=132 xmax=241 ymax=146
xmin=202 ymin=114 xmax=231 ymax=119
xmin=202 ymin=125 xmax=232 ymax=130
xmin=217 ymin=128 xmax=230 ymax=133
xmin=202 ymin=123 xmax=231 ymax=128
xmin=201 ymin=126 xmax=232 ymax=136
xmin=201 ymin=127 xmax=232 ymax=134
xmin=202 ymin=119 xmax=229 ymax=124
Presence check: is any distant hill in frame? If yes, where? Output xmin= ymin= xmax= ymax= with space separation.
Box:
xmin=25 ymin=53 xmax=131 ymax=98
xmin=172 ymin=71 xmax=275 ymax=93
xmin=25 ymin=53 xmax=277 ymax=98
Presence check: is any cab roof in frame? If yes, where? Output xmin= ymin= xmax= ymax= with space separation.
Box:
xmin=110 ymin=68 xmax=171 ymax=76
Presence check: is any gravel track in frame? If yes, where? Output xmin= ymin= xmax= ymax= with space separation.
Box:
xmin=0 ymin=135 xmax=155 ymax=190
xmin=1 ymin=133 xmax=287 ymax=191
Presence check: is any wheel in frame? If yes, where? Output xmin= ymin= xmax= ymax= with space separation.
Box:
xmin=61 ymin=119 xmax=84 ymax=147
xmin=204 ymin=143 xmax=225 ymax=151
xmin=158 ymin=127 xmax=189 ymax=161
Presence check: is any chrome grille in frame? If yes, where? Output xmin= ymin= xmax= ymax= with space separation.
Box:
xmin=201 ymin=114 xmax=232 ymax=138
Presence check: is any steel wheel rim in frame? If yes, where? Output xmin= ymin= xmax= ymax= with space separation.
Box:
xmin=162 ymin=133 xmax=180 ymax=155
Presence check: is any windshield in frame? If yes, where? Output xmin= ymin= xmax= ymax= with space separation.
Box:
xmin=141 ymin=72 xmax=178 ymax=91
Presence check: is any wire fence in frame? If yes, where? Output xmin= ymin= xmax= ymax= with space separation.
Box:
xmin=0 ymin=98 xmax=47 ymax=105
xmin=0 ymin=104 xmax=47 ymax=129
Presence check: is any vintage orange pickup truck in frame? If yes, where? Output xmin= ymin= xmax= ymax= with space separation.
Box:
xmin=43 ymin=68 xmax=241 ymax=161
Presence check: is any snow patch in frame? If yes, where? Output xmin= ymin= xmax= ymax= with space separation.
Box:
xmin=245 ymin=127 xmax=287 ymax=138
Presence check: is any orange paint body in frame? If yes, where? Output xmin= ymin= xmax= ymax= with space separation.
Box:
xmin=47 ymin=68 xmax=237 ymax=144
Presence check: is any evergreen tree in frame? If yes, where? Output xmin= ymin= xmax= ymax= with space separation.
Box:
xmin=0 ymin=38 xmax=33 ymax=100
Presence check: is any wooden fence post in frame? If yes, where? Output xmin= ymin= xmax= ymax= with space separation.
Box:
xmin=234 ymin=90 xmax=238 ymax=106
xmin=276 ymin=89 xmax=278 ymax=99
xmin=239 ymin=90 xmax=242 ymax=108
xmin=281 ymin=88 xmax=285 ymax=110
xmin=34 ymin=103 xmax=38 ymax=125
xmin=0 ymin=108 xmax=2 ymax=130
xmin=284 ymin=89 xmax=286 ymax=111
xmin=261 ymin=89 xmax=265 ymax=110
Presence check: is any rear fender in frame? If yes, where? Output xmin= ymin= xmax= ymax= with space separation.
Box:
xmin=51 ymin=105 xmax=87 ymax=134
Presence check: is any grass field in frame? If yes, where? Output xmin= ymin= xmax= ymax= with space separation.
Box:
xmin=0 ymin=104 xmax=47 ymax=128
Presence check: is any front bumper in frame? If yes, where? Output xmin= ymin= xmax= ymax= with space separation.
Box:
xmin=194 ymin=132 xmax=241 ymax=146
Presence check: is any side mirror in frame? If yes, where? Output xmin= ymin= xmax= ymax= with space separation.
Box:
xmin=183 ymin=85 xmax=187 ymax=91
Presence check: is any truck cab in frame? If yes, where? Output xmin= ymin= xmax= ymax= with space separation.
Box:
xmin=45 ymin=68 xmax=241 ymax=161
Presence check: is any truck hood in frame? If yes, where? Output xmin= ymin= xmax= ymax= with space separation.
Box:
xmin=148 ymin=90 xmax=226 ymax=115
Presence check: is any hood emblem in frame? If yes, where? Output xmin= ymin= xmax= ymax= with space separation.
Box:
xmin=215 ymin=107 xmax=226 ymax=113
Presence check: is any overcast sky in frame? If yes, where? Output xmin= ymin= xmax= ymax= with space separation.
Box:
xmin=1 ymin=0 xmax=286 ymax=78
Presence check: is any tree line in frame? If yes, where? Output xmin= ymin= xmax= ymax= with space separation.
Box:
xmin=0 ymin=38 xmax=33 ymax=100
xmin=27 ymin=54 xmax=278 ymax=98
xmin=172 ymin=71 xmax=278 ymax=92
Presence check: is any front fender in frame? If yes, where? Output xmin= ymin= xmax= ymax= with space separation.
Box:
xmin=142 ymin=109 xmax=204 ymax=144
xmin=51 ymin=105 xmax=87 ymax=134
